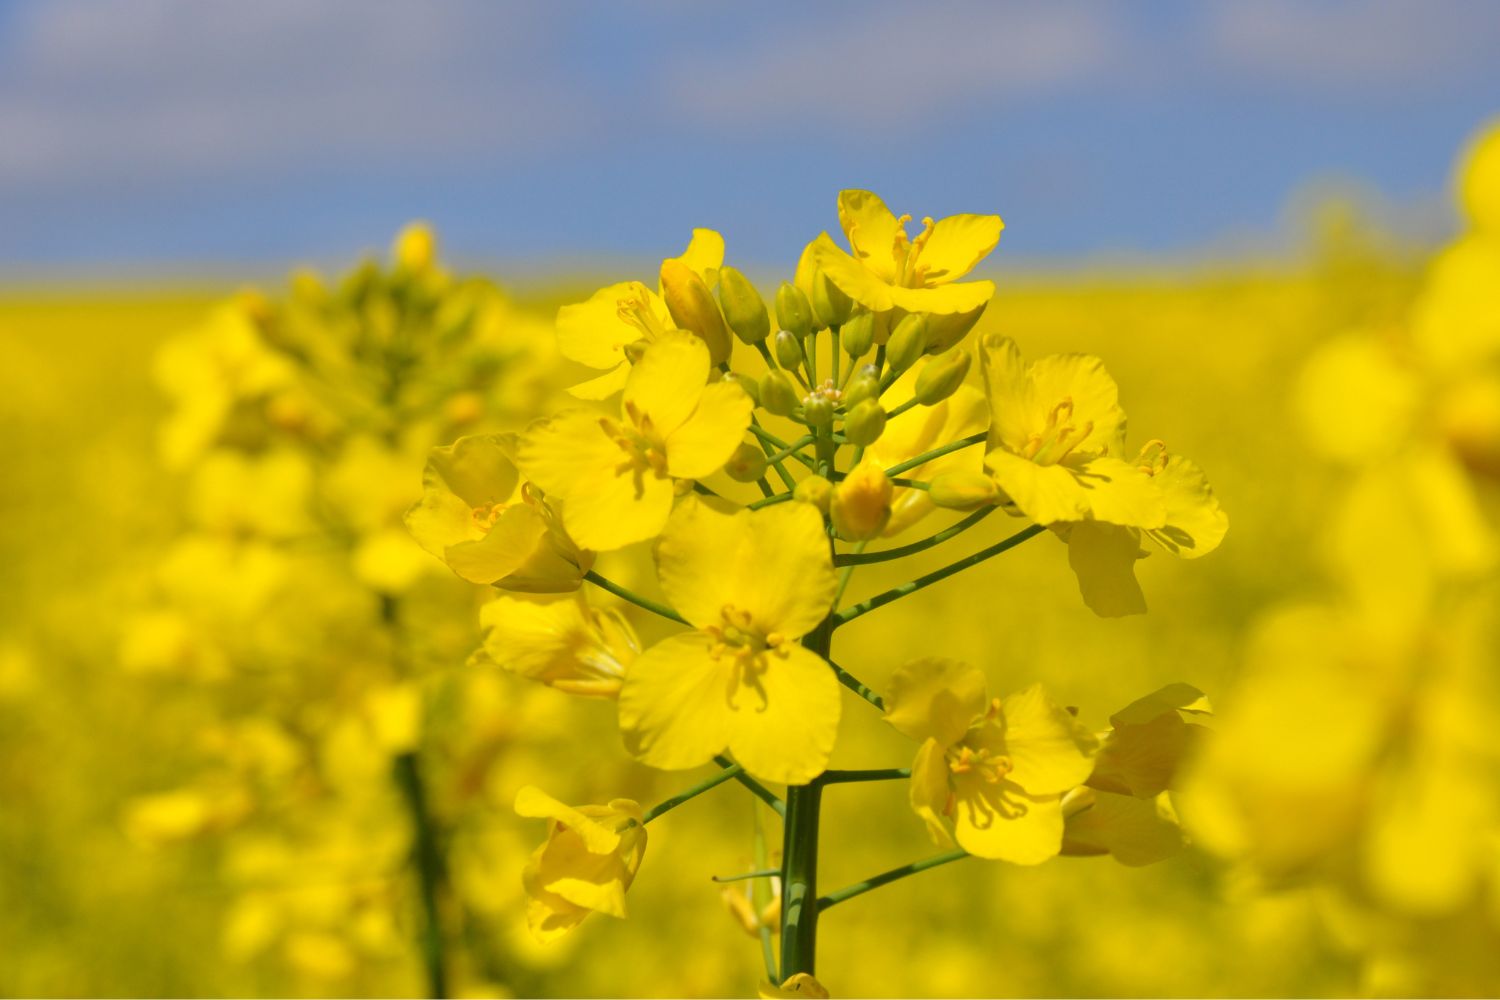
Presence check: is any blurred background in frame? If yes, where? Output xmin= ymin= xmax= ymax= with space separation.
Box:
xmin=3 ymin=1 xmax=1499 ymax=997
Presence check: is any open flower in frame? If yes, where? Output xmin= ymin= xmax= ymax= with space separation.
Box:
xmin=474 ymin=592 xmax=640 ymax=697
xmin=515 ymin=786 xmax=647 ymax=942
xmin=518 ymin=333 xmax=753 ymax=551
xmin=617 ymin=496 xmax=840 ymax=785
xmin=404 ymin=433 xmax=591 ymax=591
xmin=885 ymin=658 xmax=1097 ymax=864
xmin=806 ymin=190 xmax=1002 ymax=316
xmin=555 ymin=229 xmax=724 ymax=398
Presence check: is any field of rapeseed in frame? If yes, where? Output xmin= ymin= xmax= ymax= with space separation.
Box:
xmin=1 ymin=122 xmax=1498 ymax=998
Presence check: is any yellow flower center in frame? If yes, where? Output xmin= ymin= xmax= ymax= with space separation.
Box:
xmin=615 ymin=282 xmax=669 ymax=349
xmin=703 ymin=604 xmax=791 ymax=711
xmin=600 ymin=401 xmax=670 ymax=497
xmin=1134 ymin=439 xmax=1168 ymax=476
xmin=1021 ymin=397 xmax=1094 ymax=465
xmin=946 ymin=743 xmax=1014 ymax=784
xmin=471 ymin=500 xmax=509 ymax=532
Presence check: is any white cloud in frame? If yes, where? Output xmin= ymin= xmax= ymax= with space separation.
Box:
xmin=664 ymin=1 xmax=1125 ymax=128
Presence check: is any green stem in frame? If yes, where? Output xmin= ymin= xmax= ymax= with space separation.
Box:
xmin=750 ymin=418 xmax=801 ymax=490
xmin=819 ymin=768 xmax=910 ymax=784
xmin=747 ymin=491 xmax=795 ymax=511
xmin=780 ymin=780 xmax=822 ymax=979
xmin=829 ymin=325 xmax=841 ymax=387
xmin=394 ymin=752 xmax=448 ymax=999
xmin=884 ymin=431 xmax=987 ymax=479
xmin=885 ymin=396 xmax=921 ymax=420
xmin=752 ymin=807 xmax=779 ymax=984
xmin=816 ymin=849 xmax=970 ymax=912
xmin=711 ymin=868 xmax=781 ymax=883
xmin=828 ymin=658 xmax=884 ymax=711
xmin=642 ymin=763 xmax=744 ymax=824
xmin=833 ymin=507 xmax=995 ymax=566
xmin=714 ymin=754 xmax=786 ymax=816
xmin=583 ymin=571 xmax=688 ymax=625
xmin=834 ymin=523 xmax=1046 ymax=627
xmin=764 ymin=434 xmax=816 ymax=468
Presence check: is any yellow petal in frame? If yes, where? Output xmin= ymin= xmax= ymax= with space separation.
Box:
xmin=759 ymin=973 xmax=831 ymax=999
xmin=424 ymin=433 xmax=519 ymax=509
xmin=656 ymin=497 xmax=836 ymax=638
xmin=665 ymin=380 xmax=753 ymax=479
xmin=624 ymin=332 xmax=712 ymax=438
xmin=837 ymin=190 xmax=902 ymax=282
xmin=1065 ymin=521 xmax=1147 ymax=618
xmin=812 ymin=235 xmax=898 ymax=312
xmin=664 ymin=227 xmax=725 ymax=286
xmin=404 ymin=482 xmax=478 ymax=559
xmin=1069 ymin=456 xmax=1167 ymax=528
xmin=514 ymin=786 xmax=622 ymax=854
xmin=567 ymin=362 xmax=631 ymax=400
xmin=909 ymin=737 xmax=958 ymax=847
xmin=1023 ymin=352 xmax=1129 ymax=456
xmin=557 ymin=281 xmax=655 ymax=370
xmin=618 ymin=632 xmax=735 ymax=771
xmin=917 ymin=214 xmax=1004 ymax=284
xmin=727 ymin=643 xmax=841 ymax=786
xmin=997 ymin=682 xmax=1097 ymax=795
xmin=983 ymin=448 xmax=1093 ymax=524
xmin=884 ymin=657 xmax=988 ymax=747
xmin=445 ymin=503 xmax=548 ymax=585
xmin=1144 ymin=454 xmax=1228 ymax=558
xmin=887 ymin=281 xmax=997 ymax=316
xmin=952 ymin=782 xmax=1064 ymax=865
xmin=1063 ymin=790 xmax=1184 ymax=866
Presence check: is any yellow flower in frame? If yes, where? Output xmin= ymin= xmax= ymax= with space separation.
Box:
xmin=829 ymin=459 xmax=893 ymax=540
xmin=617 ymin=496 xmax=841 ymax=785
xmin=514 ymin=786 xmax=646 ymax=942
xmin=517 ymin=333 xmax=753 ymax=551
xmin=759 ymin=973 xmax=831 ymax=998
xmin=805 ymin=190 xmax=1002 ymax=317
xmin=474 ymin=592 xmax=640 ymax=697
xmin=885 ymin=658 xmax=1097 ymax=863
xmin=404 ymin=433 xmax=592 ymax=590
xmin=1062 ymin=683 xmax=1211 ymax=866
xmin=555 ymin=229 xmax=724 ymax=398
xmin=1458 ymin=119 xmax=1500 ymax=234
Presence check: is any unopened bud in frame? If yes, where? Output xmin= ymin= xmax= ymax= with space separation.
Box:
xmin=840 ymin=310 xmax=875 ymax=359
xmin=923 ymin=303 xmax=987 ymax=354
xmin=802 ymin=395 xmax=834 ymax=430
xmin=724 ymin=371 xmax=760 ymax=406
xmin=843 ymin=366 xmax=881 ymax=409
xmin=774 ymin=329 xmax=804 ymax=370
xmin=844 ymin=399 xmax=887 ymax=446
xmin=914 ymin=350 xmax=972 ymax=405
xmin=929 ymin=470 xmax=1001 ymax=510
xmin=718 ymin=266 xmax=771 ymax=345
xmin=759 ymin=371 xmax=800 ymax=417
xmin=394 ymin=222 xmax=436 ymax=272
xmin=886 ymin=314 xmax=929 ymax=375
xmin=725 ymin=442 xmax=769 ymax=482
xmin=831 ymin=461 xmax=893 ymax=541
xmin=811 ymin=270 xmax=855 ymax=328
xmin=661 ymin=258 xmax=732 ymax=365
xmin=775 ymin=282 xmax=814 ymax=339
xmin=794 ymin=474 xmax=833 ymax=512
xmin=624 ymin=339 xmax=650 ymax=364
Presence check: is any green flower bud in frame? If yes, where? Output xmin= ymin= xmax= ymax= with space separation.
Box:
xmin=811 ymin=270 xmax=855 ymax=329
xmin=725 ymin=441 xmax=769 ymax=483
xmin=661 ymin=258 xmax=732 ymax=365
xmin=840 ymin=310 xmax=875 ymax=359
xmin=718 ymin=266 xmax=771 ymax=345
xmin=914 ymin=350 xmax=972 ymax=405
xmin=844 ymin=399 xmax=887 ymax=446
xmin=923 ymin=303 xmax=987 ymax=354
xmin=724 ymin=371 xmax=760 ymax=406
xmin=775 ymin=282 xmax=814 ymax=339
xmin=774 ymin=329 xmax=805 ymax=370
xmin=794 ymin=474 xmax=833 ymax=512
xmin=759 ymin=370 xmax=800 ymax=417
xmin=843 ymin=366 xmax=881 ymax=409
xmin=929 ymin=470 xmax=1000 ymax=510
xmin=802 ymin=395 xmax=835 ymax=430
xmin=885 ymin=314 xmax=929 ymax=376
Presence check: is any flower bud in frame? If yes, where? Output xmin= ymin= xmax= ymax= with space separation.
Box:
xmin=843 ymin=399 xmax=887 ymax=446
xmin=811 ymin=271 xmax=855 ymax=329
xmin=929 ymin=470 xmax=1001 ymax=510
xmin=830 ymin=461 xmax=893 ymax=541
xmin=661 ymin=258 xmax=733 ymax=365
xmin=724 ymin=371 xmax=760 ymax=406
xmin=794 ymin=474 xmax=833 ymax=512
xmin=802 ymin=395 xmax=834 ymax=430
xmin=718 ymin=266 xmax=771 ymax=345
xmin=923 ymin=303 xmax=986 ymax=354
xmin=840 ymin=310 xmax=875 ymax=359
xmin=394 ymin=222 xmax=436 ymax=272
xmin=775 ymin=282 xmax=814 ymax=339
xmin=774 ymin=329 xmax=804 ymax=370
xmin=759 ymin=371 xmax=800 ymax=417
xmin=725 ymin=442 xmax=770 ymax=483
xmin=914 ymin=350 xmax=972 ymax=405
xmin=885 ymin=314 xmax=929 ymax=376
xmin=843 ymin=366 xmax=881 ymax=409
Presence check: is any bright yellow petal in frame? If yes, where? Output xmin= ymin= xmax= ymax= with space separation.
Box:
xmin=624 ymin=332 xmax=711 ymax=438
xmin=1063 ymin=790 xmax=1184 ymax=867
xmin=567 ymin=362 xmax=631 ymax=400
xmin=445 ymin=503 xmax=548 ymax=585
xmin=1065 ymin=521 xmax=1147 ymax=618
xmin=1024 ymin=353 xmax=1128 ymax=456
xmin=618 ymin=633 xmax=735 ymax=771
xmin=997 ymin=682 xmax=1097 ymax=795
xmin=979 ymin=334 xmax=1031 ymax=453
xmin=514 ymin=786 xmax=621 ymax=854
xmin=983 ymin=448 xmax=1092 ymax=524
xmin=426 ymin=434 xmax=519 ymax=509
xmin=665 ymin=228 xmax=725 ymax=285
xmin=665 ymin=380 xmax=753 ymax=479
xmin=837 ymin=190 xmax=902 ymax=282
xmin=812 ymin=234 xmax=897 ymax=312
xmin=556 ymin=281 xmax=653 ymax=370
xmin=910 ymin=737 xmax=958 ymax=847
xmin=404 ymin=484 xmax=477 ymax=559
xmin=952 ymin=782 xmax=1064 ymax=865
xmin=917 ymin=213 xmax=1004 ymax=284
xmin=884 ymin=657 xmax=988 ymax=746
xmin=728 ymin=644 xmax=841 ymax=786
xmin=888 ymin=281 xmax=996 ymax=316
xmin=1067 ymin=456 xmax=1166 ymax=528
xmin=1144 ymin=453 xmax=1228 ymax=558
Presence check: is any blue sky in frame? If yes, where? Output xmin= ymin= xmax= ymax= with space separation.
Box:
xmin=1 ymin=0 xmax=1498 ymax=277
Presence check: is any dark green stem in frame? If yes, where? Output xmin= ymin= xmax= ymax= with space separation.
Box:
xmin=816 ymin=849 xmax=970 ymax=911
xmin=833 ymin=507 xmax=995 ymax=566
xmin=394 ymin=752 xmax=448 ymax=999
xmin=828 ymin=658 xmax=884 ymax=711
xmin=819 ymin=768 xmax=910 ymax=784
xmin=642 ymin=763 xmax=744 ymax=824
xmin=780 ymin=780 xmax=823 ymax=979
xmin=834 ymin=524 xmax=1046 ymax=626
xmin=714 ymin=754 xmax=787 ymax=816
xmin=583 ymin=571 xmax=688 ymax=625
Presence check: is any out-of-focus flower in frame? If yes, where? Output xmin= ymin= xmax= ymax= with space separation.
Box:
xmin=474 ymin=593 xmax=640 ymax=697
xmin=515 ymin=786 xmax=647 ymax=942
